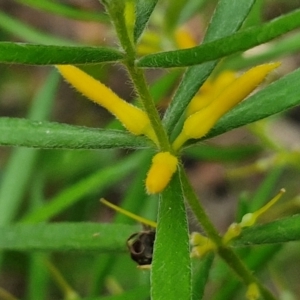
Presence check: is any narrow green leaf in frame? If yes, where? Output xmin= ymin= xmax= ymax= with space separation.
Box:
xmin=0 ymin=223 xmax=137 ymax=251
xmin=134 ymin=0 xmax=158 ymax=42
xmin=163 ymin=0 xmax=255 ymax=134
xmin=233 ymin=214 xmax=300 ymax=246
xmin=0 ymin=11 xmax=77 ymax=45
xmin=0 ymin=42 xmax=123 ymax=65
xmin=206 ymin=67 xmax=300 ymax=140
xmin=151 ymin=172 xmax=191 ymax=300
xmin=138 ymin=9 xmax=300 ymax=68
xmin=224 ymin=31 xmax=300 ymax=70
xmin=21 ymin=152 xmax=145 ymax=223
xmin=17 ymin=0 xmax=109 ymax=22
xmin=0 ymin=118 xmax=150 ymax=149
xmin=0 ymin=71 xmax=59 ymax=226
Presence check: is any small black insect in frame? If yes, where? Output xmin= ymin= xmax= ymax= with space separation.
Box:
xmin=127 ymin=230 xmax=156 ymax=266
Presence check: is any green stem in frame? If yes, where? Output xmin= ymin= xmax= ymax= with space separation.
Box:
xmin=126 ymin=64 xmax=171 ymax=150
xmin=179 ymin=165 xmax=276 ymax=300
xmin=104 ymin=0 xmax=170 ymax=150
xmin=179 ymin=165 xmax=221 ymax=243
xmin=217 ymin=247 xmax=276 ymax=300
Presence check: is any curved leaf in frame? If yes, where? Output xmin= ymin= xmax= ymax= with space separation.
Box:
xmin=0 ymin=118 xmax=151 ymax=149
xmin=0 ymin=42 xmax=124 ymax=65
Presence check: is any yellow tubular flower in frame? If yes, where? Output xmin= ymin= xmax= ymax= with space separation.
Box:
xmin=186 ymin=71 xmax=237 ymax=116
xmin=56 ymin=65 xmax=157 ymax=143
xmin=174 ymin=26 xmax=197 ymax=49
xmin=173 ymin=62 xmax=280 ymax=151
xmin=146 ymin=152 xmax=178 ymax=194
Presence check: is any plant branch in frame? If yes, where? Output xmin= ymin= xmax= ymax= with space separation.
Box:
xmin=179 ymin=165 xmax=276 ymax=300
xmin=103 ymin=0 xmax=170 ymax=150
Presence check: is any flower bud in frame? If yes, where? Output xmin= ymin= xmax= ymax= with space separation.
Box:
xmin=146 ymin=152 xmax=178 ymax=194
xmin=56 ymin=65 xmax=157 ymax=143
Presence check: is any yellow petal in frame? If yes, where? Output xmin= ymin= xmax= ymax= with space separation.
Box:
xmin=146 ymin=152 xmax=178 ymax=194
xmin=56 ymin=65 xmax=157 ymax=141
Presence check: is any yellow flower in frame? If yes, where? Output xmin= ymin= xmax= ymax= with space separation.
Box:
xmin=137 ymin=24 xmax=197 ymax=55
xmin=174 ymin=26 xmax=197 ymax=49
xmin=186 ymin=71 xmax=237 ymax=116
xmin=172 ymin=62 xmax=281 ymax=151
xmin=145 ymin=152 xmax=178 ymax=194
xmin=190 ymin=232 xmax=216 ymax=258
xmin=56 ymin=65 xmax=158 ymax=144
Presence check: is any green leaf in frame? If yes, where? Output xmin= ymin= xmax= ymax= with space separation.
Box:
xmin=151 ymin=172 xmax=191 ymax=300
xmin=0 ymin=11 xmax=77 ymax=45
xmin=0 ymin=118 xmax=151 ymax=150
xmin=16 ymin=0 xmax=109 ymax=22
xmin=0 ymin=223 xmax=137 ymax=251
xmin=0 ymin=71 xmax=59 ymax=227
xmin=224 ymin=30 xmax=300 ymax=70
xmin=232 ymin=214 xmax=300 ymax=246
xmin=163 ymin=0 xmax=255 ymax=135
xmin=134 ymin=0 xmax=158 ymax=42
xmin=137 ymin=8 xmax=300 ymax=68
xmin=206 ymin=67 xmax=300 ymax=140
xmin=0 ymin=42 xmax=124 ymax=65
xmin=21 ymin=151 xmax=147 ymax=223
